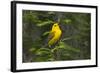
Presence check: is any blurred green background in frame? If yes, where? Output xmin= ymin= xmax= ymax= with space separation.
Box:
xmin=22 ymin=10 xmax=91 ymax=63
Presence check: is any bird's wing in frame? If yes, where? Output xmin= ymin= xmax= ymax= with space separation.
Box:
xmin=48 ymin=31 xmax=55 ymax=41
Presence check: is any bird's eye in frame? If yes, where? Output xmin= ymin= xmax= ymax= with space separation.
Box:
xmin=54 ymin=25 xmax=56 ymax=27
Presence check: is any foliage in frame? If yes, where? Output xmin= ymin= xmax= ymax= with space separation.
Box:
xmin=22 ymin=10 xmax=91 ymax=62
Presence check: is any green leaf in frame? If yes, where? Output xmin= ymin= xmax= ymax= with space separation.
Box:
xmin=36 ymin=48 xmax=51 ymax=55
xmin=42 ymin=31 xmax=50 ymax=36
xmin=63 ymin=19 xmax=72 ymax=24
xmin=29 ymin=48 xmax=36 ymax=52
xmin=48 ymin=12 xmax=55 ymax=14
xmin=36 ymin=21 xmax=53 ymax=27
xmin=58 ymin=41 xmax=80 ymax=53
xmin=64 ymin=44 xmax=80 ymax=53
xmin=61 ymin=37 xmax=73 ymax=42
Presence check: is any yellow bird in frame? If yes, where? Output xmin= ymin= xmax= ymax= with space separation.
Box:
xmin=48 ymin=23 xmax=62 ymax=47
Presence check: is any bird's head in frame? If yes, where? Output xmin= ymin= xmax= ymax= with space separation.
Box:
xmin=52 ymin=23 xmax=60 ymax=30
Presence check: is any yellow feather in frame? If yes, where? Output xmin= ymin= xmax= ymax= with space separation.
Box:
xmin=48 ymin=23 xmax=62 ymax=47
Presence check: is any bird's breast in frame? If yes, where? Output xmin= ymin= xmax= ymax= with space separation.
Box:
xmin=54 ymin=29 xmax=62 ymax=39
